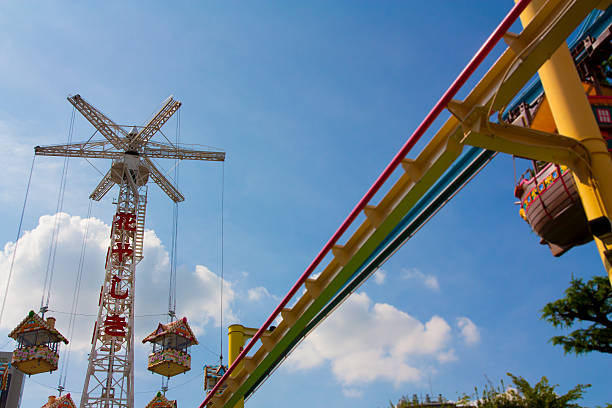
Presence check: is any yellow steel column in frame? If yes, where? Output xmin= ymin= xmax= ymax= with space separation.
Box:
xmin=228 ymin=324 xmax=246 ymax=408
xmin=517 ymin=0 xmax=612 ymax=282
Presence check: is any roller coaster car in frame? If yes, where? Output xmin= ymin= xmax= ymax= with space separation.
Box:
xmin=142 ymin=317 xmax=198 ymax=377
xmin=509 ymin=92 xmax=612 ymax=257
xmin=514 ymin=163 xmax=592 ymax=256
xmin=507 ymin=18 xmax=612 ymax=256
xmin=8 ymin=311 xmax=68 ymax=375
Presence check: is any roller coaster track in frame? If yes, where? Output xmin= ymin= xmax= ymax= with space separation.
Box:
xmin=200 ymin=1 xmax=612 ymax=406
xmin=243 ymin=146 xmax=496 ymax=399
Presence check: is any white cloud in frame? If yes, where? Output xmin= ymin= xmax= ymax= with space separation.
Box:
xmin=247 ymin=286 xmax=276 ymax=302
xmin=162 ymin=264 xmax=237 ymax=337
xmin=402 ymin=268 xmax=439 ymax=291
xmin=0 ymin=211 xmax=481 ymax=399
xmin=457 ymin=317 xmax=480 ymax=345
xmin=373 ymin=269 xmax=386 ymax=285
xmin=0 ymin=212 xmax=109 ymax=354
xmin=286 ymin=292 xmax=453 ymax=389
xmin=342 ymin=388 xmax=363 ymax=398
xmin=436 ymin=349 xmax=457 ymax=363
xmin=0 ymin=212 xmax=237 ymax=354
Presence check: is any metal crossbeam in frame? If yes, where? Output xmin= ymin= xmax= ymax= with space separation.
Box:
xmin=68 ymin=94 xmax=128 ymax=150
xmin=143 ymin=145 xmax=226 ymax=161
xmin=35 ymin=141 xmax=121 ymax=160
xmin=143 ymin=157 xmax=185 ymax=202
xmin=457 ymin=117 xmax=589 ymax=177
xmin=90 ymin=170 xmax=114 ymax=201
xmin=131 ymin=96 xmax=182 ymax=149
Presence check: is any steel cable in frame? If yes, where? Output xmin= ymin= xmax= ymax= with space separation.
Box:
xmin=0 ymin=153 xmax=36 ymax=327
xmin=57 ymin=199 xmax=93 ymax=394
xmin=41 ymin=107 xmax=76 ymax=314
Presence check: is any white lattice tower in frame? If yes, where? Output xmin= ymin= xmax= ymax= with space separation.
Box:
xmin=80 ymin=167 xmax=143 ymax=407
xmin=34 ymin=94 xmax=225 ymax=407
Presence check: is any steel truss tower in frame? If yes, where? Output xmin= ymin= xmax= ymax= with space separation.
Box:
xmin=35 ymin=94 xmax=225 ymax=407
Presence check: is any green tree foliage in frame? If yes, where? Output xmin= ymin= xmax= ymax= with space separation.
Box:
xmin=467 ymin=374 xmax=589 ymax=408
xmin=541 ymin=276 xmax=612 ymax=354
xmin=390 ymin=373 xmax=591 ymax=408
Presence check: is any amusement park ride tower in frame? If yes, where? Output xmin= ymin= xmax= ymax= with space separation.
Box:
xmin=34 ymin=94 xmax=225 ymax=407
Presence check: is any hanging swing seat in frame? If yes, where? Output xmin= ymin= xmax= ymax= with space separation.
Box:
xmin=8 ymin=311 xmax=68 ymax=375
xmin=204 ymin=364 xmax=228 ymax=393
xmin=145 ymin=392 xmax=177 ymax=408
xmin=142 ymin=317 xmax=198 ymax=377
xmin=40 ymin=394 xmax=77 ymax=408
xmin=515 ymin=163 xmax=592 ymax=256
xmin=147 ymin=348 xmax=191 ymax=377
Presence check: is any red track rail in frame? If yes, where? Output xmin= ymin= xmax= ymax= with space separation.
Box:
xmin=199 ymin=1 xmax=532 ymax=406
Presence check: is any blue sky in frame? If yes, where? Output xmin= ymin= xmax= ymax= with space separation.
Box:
xmin=0 ymin=1 xmax=610 ymax=407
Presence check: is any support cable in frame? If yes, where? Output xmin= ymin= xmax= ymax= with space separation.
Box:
xmin=41 ymin=107 xmax=75 ymax=316
xmin=161 ymin=376 xmax=169 ymax=395
xmin=0 ymin=154 xmax=36 ymax=328
xmin=58 ymin=199 xmax=93 ymax=395
xmin=219 ymin=161 xmax=225 ymax=365
xmin=168 ymin=109 xmax=180 ymax=321
xmin=168 ymin=202 xmax=178 ymax=320
xmin=164 ymin=109 xmax=180 ymax=395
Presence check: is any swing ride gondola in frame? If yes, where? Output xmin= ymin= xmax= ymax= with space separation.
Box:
xmin=8 ymin=311 xmax=68 ymax=375
xmin=41 ymin=394 xmax=77 ymax=408
xmin=145 ymin=392 xmax=177 ymax=408
xmin=204 ymin=364 xmax=227 ymax=394
xmin=142 ymin=317 xmax=198 ymax=377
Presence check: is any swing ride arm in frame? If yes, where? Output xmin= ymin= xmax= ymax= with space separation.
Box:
xmin=34 ymin=140 xmax=225 ymax=162
xmin=143 ymin=142 xmax=226 ymax=161
xmin=67 ymin=94 xmax=129 ymax=150
xmin=143 ymin=157 xmax=185 ymax=203
xmin=131 ymin=96 xmax=182 ymax=149
xmin=34 ymin=140 xmax=122 ymax=160
xmin=90 ymin=170 xmax=114 ymax=201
